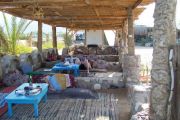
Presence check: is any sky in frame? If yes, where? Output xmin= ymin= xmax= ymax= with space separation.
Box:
xmin=0 ymin=1 xmax=179 ymax=34
xmin=135 ymin=1 xmax=180 ymax=28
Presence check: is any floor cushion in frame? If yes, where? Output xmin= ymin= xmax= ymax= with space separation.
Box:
xmin=0 ymin=86 xmax=17 ymax=117
xmin=60 ymin=88 xmax=98 ymax=99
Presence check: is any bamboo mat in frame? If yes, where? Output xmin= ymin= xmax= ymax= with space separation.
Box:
xmin=1 ymin=93 xmax=120 ymax=120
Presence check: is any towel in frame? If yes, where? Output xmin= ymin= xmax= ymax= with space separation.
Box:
xmin=55 ymin=74 xmax=67 ymax=90
xmin=0 ymin=93 xmax=8 ymax=108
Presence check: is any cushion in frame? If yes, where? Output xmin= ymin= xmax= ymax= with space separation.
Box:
xmin=54 ymin=74 xmax=67 ymax=90
xmin=1 ymin=86 xmax=17 ymax=93
xmin=48 ymin=76 xmax=61 ymax=91
xmin=21 ymin=63 xmax=33 ymax=74
xmin=60 ymin=88 xmax=98 ymax=99
xmin=3 ymin=70 xmax=28 ymax=86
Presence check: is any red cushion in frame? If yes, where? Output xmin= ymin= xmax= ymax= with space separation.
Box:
xmin=1 ymin=86 xmax=17 ymax=93
xmin=0 ymin=104 xmax=8 ymax=117
xmin=0 ymin=86 xmax=17 ymax=116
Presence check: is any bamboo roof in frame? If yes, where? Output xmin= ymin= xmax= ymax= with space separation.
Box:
xmin=0 ymin=0 xmax=154 ymax=30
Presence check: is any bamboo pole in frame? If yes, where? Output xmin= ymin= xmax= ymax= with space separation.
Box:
xmin=37 ymin=20 xmax=42 ymax=52
xmin=52 ymin=26 xmax=57 ymax=48
xmin=84 ymin=29 xmax=87 ymax=46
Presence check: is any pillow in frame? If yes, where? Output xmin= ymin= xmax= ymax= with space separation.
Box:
xmin=21 ymin=63 xmax=33 ymax=74
xmin=60 ymin=88 xmax=98 ymax=99
xmin=54 ymin=74 xmax=67 ymax=90
xmin=48 ymin=75 xmax=61 ymax=91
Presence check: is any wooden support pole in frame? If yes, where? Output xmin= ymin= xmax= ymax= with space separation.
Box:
xmin=52 ymin=26 xmax=57 ymax=48
xmin=84 ymin=29 xmax=87 ymax=46
xmin=123 ymin=20 xmax=128 ymax=54
xmin=65 ymin=28 xmax=68 ymax=47
xmin=37 ymin=20 xmax=42 ymax=52
xmin=127 ymin=7 xmax=135 ymax=55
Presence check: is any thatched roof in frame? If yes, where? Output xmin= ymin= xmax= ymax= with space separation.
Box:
xmin=0 ymin=0 xmax=154 ymax=30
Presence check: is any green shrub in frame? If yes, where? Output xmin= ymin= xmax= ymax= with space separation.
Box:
xmin=15 ymin=45 xmax=33 ymax=55
xmin=42 ymin=41 xmax=65 ymax=49
xmin=62 ymin=33 xmax=73 ymax=48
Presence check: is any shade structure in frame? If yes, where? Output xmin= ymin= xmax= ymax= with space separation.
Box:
xmin=0 ymin=0 xmax=153 ymax=30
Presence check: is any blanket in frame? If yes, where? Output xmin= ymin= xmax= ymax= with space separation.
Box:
xmin=0 ymin=93 xmax=8 ymax=108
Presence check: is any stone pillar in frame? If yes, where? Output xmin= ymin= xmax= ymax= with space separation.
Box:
xmin=123 ymin=55 xmax=141 ymax=85
xmin=116 ymin=29 xmax=124 ymax=66
xmin=122 ymin=20 xmax=128 ymax=54
xmin=115 ymin=30 xmax=120 ymax=47
xmin=150 ymin=0 xmax=177 ymax=120
xmin=123 ymin=15 xmax=139 ymax=86
xmin=37 ymin=20 xmax=42 ymax=52
xmin=52 ymin=26 xmax=57 ymax=48
xmin=127 ymin=7 xmax=135 ymax=55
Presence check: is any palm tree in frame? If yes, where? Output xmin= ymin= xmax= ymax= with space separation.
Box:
xmin=0 ymin=26 xmax=9 ymax=53
xmin=2 ymin=13 xmax=32 ymax=54
xmin=62 ymin=29 xmax=74 ymax=48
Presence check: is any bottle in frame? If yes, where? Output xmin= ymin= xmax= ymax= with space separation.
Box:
xmin=29 ymin=76 xmax=33 ymax=87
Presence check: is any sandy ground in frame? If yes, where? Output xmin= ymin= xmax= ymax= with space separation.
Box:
xmin=135 ymin=46 xmax=153 ymax=67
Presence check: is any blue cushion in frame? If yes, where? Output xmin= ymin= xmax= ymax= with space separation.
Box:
xmin=48 ymin=75 xmax=62 ymax=91
xmin=21 ymin=63 xmax=33 ymax=74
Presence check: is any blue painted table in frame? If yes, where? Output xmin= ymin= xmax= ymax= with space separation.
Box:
xmin=52 ymin=63 xmax=80 ymax=77
xmin=5 ymin=83 xmax=48 ymax=117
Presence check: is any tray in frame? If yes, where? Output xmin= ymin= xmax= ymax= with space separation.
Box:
xmin=15 ymin=88 xmax=41 ymax=96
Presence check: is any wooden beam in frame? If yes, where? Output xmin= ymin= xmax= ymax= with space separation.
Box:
xmin=127 ymin=7 xmax=135 ymax=55
xmin=9 ymin=0 xmax=80 ymax=3
xmin=37 ymin=20 xmax=42 ymax=52
xmin=0 ymin=2 xmax=128 ymax=9
xmin=62 ymin=25 xmax=122 ymax=30
xmin=47 ymin=18 xmax=123 ymax=22
xmin=52 ymin=26 xmax=57 ymax=48
xmin=132 ymin=0 xmax=143 ymax=9
xmin=41 ymin=15 xmax=127 ymax=20
xmin=65 ymin=28 xmax=68 ymax=47
xmin=93 ymin=7 xmax=104 ymax=26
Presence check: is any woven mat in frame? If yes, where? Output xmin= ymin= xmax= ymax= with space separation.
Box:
xmin=1 ymin=93 xmax=120 ymax=120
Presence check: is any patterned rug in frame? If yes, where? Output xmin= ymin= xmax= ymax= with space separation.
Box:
xmin=0 ymin=93 xmax=120 ymax=120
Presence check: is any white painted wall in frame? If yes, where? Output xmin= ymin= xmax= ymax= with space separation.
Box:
xmin=104 ymin=30 xmax=115 ymax=46
xmin=86 ymin=30 xmax=103 ymax=45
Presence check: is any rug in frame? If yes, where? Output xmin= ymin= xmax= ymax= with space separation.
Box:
xmin=0 ymin=93 xmax=120 ymax=120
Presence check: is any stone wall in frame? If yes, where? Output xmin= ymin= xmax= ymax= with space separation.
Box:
xmin=76 ymin=72 xmax=124 ymax=90
xmin=1 ymin=55 xmax=19 ymax=76
xmin=0 ymin=48 xmax=58 ymax=82
xmin=31 ymin=50 xmax=43 ymax=70
xmin=68 ymin=45 xmax=118 ymax=55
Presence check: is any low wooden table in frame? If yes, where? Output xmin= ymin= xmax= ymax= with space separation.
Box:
xmin=5 ymin=83 xmax=48 ymax=117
